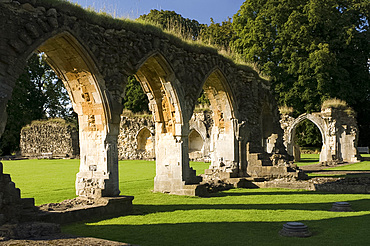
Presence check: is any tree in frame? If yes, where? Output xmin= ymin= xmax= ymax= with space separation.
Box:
xmin=0 ymin=53 xmax=74 ymax=155
xmin=200 ymin=17 xmax=235 ymax=50
xmin=232 ymin=0 xmax=370 ymax=145
xmin=138 ymin=9 xmax=205 ymax=40
xmin=123 ymin=76 xmax=149 ymax=113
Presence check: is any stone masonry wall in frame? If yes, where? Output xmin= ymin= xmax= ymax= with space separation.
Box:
xmin=20 ymin=119 xmax=79 ymax=158
xmin=118 ymin=115 xmax=155 ymax=160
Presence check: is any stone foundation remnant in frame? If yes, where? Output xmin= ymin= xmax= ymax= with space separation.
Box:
xmin=330 ymin=202 xmax=353 ymax=212
xmin=0 ymin=162 xmax=133 ymax=238
xmin=279 ymin=222 xmax=312 ymax=237
xmin=0 ymin=0 xmax=305 ymax=200
xmin=280 ymin=105 xmax=359 ymax=165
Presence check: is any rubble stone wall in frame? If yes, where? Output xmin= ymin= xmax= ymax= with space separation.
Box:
xmin=20 ymin=119 xmax=79 ymax=158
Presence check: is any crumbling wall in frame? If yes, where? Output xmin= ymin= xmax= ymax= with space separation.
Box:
xmin=0 ymin=162 xmax=36 ymax=226
xmin=20 ymin=119 xmax=79 ymax=158
xmin=118 ymin=115 xmax=155 ymax=160
xmin=280 ymin=107 xmax=359 ymax=164
xmin=118 ymin=111 xmax=213 ymax=161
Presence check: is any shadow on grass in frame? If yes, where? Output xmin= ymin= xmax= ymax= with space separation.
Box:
xmin=63 ymin=214 xmax=370 ymax=246
xmin=132 ymin=198 xmax=370 ymax=215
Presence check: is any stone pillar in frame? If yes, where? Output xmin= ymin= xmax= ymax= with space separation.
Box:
xmin=75 ymin=118 xmax=120 ymax=198
xmin=154 ymin=122 xmax=198 ymax=194
xmin=209 ymin=118 xmax=238 ymax=174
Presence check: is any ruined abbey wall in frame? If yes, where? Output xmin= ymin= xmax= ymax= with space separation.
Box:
xmin=20 ymin=119 xmax=79 ymax=158
xmin=0 ymin=0 xmax=294 ymax=197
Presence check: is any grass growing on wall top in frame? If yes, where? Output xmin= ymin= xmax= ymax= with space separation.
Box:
xmin=15 ymin=0 xmax=265 ymax=77
xmin=2 ymin=157 xmax=370 ymax=245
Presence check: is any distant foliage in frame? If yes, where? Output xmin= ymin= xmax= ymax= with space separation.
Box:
xmin=123 ymin=76 xmax=149 ymax=113
xmin=232 ymin=0 xmax=370 ymax=145
xmin=138 ymin=9 xmax=205 ymax=40
xmin=200 ymin=18 xmax=235 ymax=50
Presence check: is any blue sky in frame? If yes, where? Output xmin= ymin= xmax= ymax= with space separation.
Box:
xmin=69 ymin=0 xmax=245 ymax=24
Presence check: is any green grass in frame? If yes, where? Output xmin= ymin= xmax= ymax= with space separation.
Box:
xmin=2 ymin=159 xmax=79 ymax=205
xmin=3 ymin=159 xmax=370 ymax=245
xmin=295 ymin=153 xmax=320 ymax=166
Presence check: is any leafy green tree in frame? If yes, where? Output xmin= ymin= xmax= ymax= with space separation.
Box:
xmin=138 ymin=9 xmax=205 ymax=40
xmin=232 ymin=0 xmax=370 ymax=145
xmin=200 ymin=17 xmax=235 ymax=50
xmin=123 ymin=76 xmax=149 ymax=113
xmin=0 ymin=53 xmax=74 ymax=155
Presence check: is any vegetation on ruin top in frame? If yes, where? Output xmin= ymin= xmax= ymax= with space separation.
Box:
xmin=321 ymin=98 xmax=356 ymax=117
xmin=22 ymin=118 xmax=77 ymax=131
xmin=26 ymin=0 xmax=265 ymax=77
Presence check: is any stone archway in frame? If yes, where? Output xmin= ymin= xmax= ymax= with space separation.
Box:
xmin=135 ymin=53 xmax=200 ymax=194
xmin=0 ymin=30 xmax=121 ymax=199
xmin=200 ymin=68 xmax=239 ymax=177
xmin=286 ymin=113 xmax=326 ymax=162
xmin=0 ymin=1 xmax=302 ymax=199
xmin=137 ymin=127 xmax=154 ymax=153
xmin=281 ymin=108 xmax=359 ymax=164
xmin=188 ymin=129 xmax=204 ymax=160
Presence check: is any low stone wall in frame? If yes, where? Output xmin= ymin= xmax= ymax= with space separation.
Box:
xmin=20 ymin=119 xmax=79 ymax=158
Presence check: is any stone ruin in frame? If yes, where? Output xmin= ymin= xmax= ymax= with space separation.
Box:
xmin=118 ymin=110 xmax=213 ymax=161
xmin=20 ymin=119 xmax=79 ymax=159
xmin=280 ymin=105 xmax=359 ymax=165
xmin=19 ymin=110 xmax=213 ymax=162
xmin=0 ymin=0 xmax=304 ymax=200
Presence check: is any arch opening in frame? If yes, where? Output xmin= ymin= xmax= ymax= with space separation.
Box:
xmin=288 ymin=115 xmax=325 ymax=163
xmin=136 ymin=53 xmax=200 ymax=194
xmin=137 ymin=127 xmax=154 ymax=153
xmin=196 ymin=68 xmax=238 ymax=173
xmin=188 ymin=129 xmax=204 ymax=161
xmin=261 ymin=104 xmax=275 ymax=153
xmin=36 ymin=32 xmax=119 ymax=198
xmin=293 ymin=119 xmax=322 ymax=163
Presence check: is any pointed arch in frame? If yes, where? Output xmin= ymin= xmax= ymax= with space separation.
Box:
xmin=37 ymin=32 xmax=110 ymax=128
xmin=287 ymin=114 xmax=326 ymax=145
xmin=198 ymin=67 xmax=239 ymax=169
xmin=136 ymin=127 xmax=154 ymax=152
xmin=34 ymin=32 xmax=118 ymax=197
xmin=135 ymin=52 xmax=184 ymax=135
xmin=188 ymin=129 xmax=204 ymax=152
xmin=200 ymin=67 xmax=238 ymax=121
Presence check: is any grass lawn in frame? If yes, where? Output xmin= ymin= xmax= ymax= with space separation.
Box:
xmin=294 ymin=153 xmax=320 ymax=166
xmin=2 ymin=158 xmax=370 ymax=245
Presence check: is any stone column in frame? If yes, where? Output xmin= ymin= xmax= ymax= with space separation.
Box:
xmin=209 ymin=118 xmax=238 ymax=174
xmin=154 ymin=122 xmax=199 ymax=194
xmin=75 ymin=118 xmax=120 ymax=198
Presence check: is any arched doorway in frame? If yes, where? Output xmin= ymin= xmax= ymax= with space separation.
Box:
xmin=286 ymin=114 xmax=326 ymax=163
xmin=137 ymin=127 xmax=154 ymax=156
xmin=188 ymin=129 xmax=204 ymax=160
xmin=199 ymin=68 xmax=239 ymax=175
xmin=292 ymin=119 xmax=322 ymax=162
